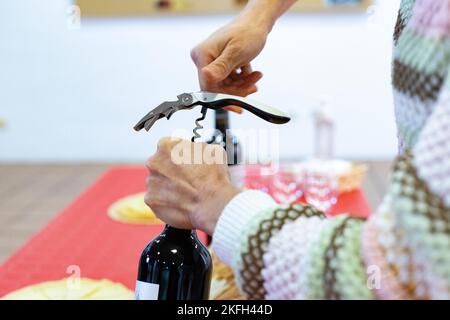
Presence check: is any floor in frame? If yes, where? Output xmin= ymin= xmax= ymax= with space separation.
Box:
xmin=0 ymin=161 xmax=392 ymax=264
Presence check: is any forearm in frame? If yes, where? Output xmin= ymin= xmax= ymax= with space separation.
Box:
xmin=234 ymin=0 xmax=297 ymax=33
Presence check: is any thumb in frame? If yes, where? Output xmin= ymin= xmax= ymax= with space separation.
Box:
xmin=202 ymin=46 xmax=239 ymax=82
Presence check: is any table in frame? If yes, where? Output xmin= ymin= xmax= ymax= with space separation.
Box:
xmin=0 ymin=167 xmax=371 ymax=297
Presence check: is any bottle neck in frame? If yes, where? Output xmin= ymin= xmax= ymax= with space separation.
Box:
xmin=214 ymin=109 xmax=240 ymax=166
xmin=214 ymin=109 xmax=229 ymax=139
xmin=163 ymin=224 xmax=197 ymax=238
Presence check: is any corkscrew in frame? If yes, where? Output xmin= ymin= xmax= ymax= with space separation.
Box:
xmin=191 ymin=106 xmax=208 ymax=142
xmin=134 ymin=91 xmax=291 ymax=139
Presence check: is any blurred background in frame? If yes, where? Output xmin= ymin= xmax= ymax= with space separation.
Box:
xmin=0 ymin=0 xmax=399 ymax=162
xmin=0 ymin=0 xmax=399 ymax=262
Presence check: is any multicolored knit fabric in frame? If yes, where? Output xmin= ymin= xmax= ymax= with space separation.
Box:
xmin=263 ymin=215 xmax=326 ymax=299
xmin=393 ymin=0 xmax=450 ymax=151
xmin=233 ymin=204 xmax=325 ymax=299
xmin=212 ymin=0 xmax=450 ymax=300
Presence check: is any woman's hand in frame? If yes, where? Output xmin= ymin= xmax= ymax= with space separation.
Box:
xmin=190 ymin=17 xmax=268 ymax=99
xmin=144 ymin=137 xmax=241 ymax=235
xmin=190 ymin=0 xmax=297 ymax=111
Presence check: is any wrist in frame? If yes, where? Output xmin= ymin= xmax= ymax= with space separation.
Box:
xmin=234 ymin=0 xmax=276 ymax=35
xmin=236 ymin=0 xmax=295 ymax=34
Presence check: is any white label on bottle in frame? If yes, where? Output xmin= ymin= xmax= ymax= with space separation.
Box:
xmin=135 ymin=280 xmax=159 ymax=300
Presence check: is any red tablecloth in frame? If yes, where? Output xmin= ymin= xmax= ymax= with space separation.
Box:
xmin=0 ymin=167 xmax=371 ymax=297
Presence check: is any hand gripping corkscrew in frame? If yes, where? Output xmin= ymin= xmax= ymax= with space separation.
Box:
xmin=134 ymin=91 xmax=291 ymax=141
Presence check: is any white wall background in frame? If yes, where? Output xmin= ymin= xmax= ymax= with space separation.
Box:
xmin=0 ymin=0 xmax=400 ymax=163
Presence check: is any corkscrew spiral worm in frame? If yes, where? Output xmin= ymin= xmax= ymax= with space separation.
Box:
xmin=191 ymin=106 xmax=208 ymax=142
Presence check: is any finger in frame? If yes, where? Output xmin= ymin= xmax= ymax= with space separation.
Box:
xmin=220 ymin=79 xmax=260 ymax=97
xmin=203 ymin=70 xmax=262 ymax=97
xmin=190 ymin=46 xmax=213 ymax=69
xmin=245 ymin=85 xmax=258 ymax=95
xmin=213 ymin=86 xmax=255 ymax=98
xmin=224 ymin=70 xmax=262 ymax=88
xmin=157 ymin=137 xmax=171 ymax=153
xmin=145 ymin=178 xmax=196 ymax=229
xmin=243 ymin=70 xmax=263 ymax=83
xmin=191 ymin=47 xmax=217 ymax=91
xmin=146 ymin=187 xmax=192 ymax=225
xmin=147 ymin=161 xmax=199 ymax=200
xmin=152 ymin=205 xmax=193 ymax=230
xmin=225 ymin=85 xmax=257 ymax=97
xmin=190 ymin=47 xmax=201 ymax=67
xmin=157 ymin=137 xmax=185 ymax=160
xmin=146 ymin=155 xmax=161 ymax=173
xmin=145 ymin=173 xmax=195 ymax=207
xmin=201 ymin=45 xmax=240 ymax=83
xmin=229 ymin=64 xmax=252 ymax=81
xmin=240 ymin=64 xmax=253 ymax=75
xmin=224 ymin=105 xmax=243 ymax=114
xmin=231 ymin=84 xmax=258 ymax=97
xmin=234 ymin=71 xmax=263 ymax=86
xmin=229 ymin=69 xmax=241 ymax=81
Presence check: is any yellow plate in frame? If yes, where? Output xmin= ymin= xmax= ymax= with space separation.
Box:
xmin=107 ymin=192 xmax=162 ymax=225
xmin=1 ymin=278 xmax=134 ymax=300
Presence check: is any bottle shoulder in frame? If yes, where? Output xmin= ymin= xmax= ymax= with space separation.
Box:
xmin=141 ymin=232 xmax=211 ymax=266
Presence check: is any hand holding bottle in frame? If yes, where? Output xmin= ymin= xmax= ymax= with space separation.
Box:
xmin=144 ymin=137 xmax=241 ymax=235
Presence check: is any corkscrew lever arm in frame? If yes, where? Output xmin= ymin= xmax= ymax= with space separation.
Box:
xmin=190 ymin=92 xmax=290 ymax=125
xmin=133 ymin=91 xmax=291 ymax=133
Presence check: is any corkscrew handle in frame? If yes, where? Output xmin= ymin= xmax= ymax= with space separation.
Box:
xmin=191 ymin=92 xmax=290 ymax=125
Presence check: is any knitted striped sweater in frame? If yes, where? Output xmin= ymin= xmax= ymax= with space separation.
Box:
xmin=212 ymin=0 xmax=450 ymax=300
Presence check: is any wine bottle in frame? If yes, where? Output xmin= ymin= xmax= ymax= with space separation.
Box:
xmin=135 ymin=225 xmax=212 ymax=300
